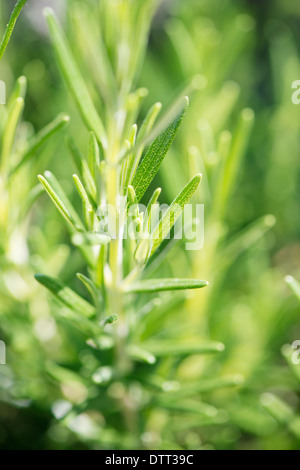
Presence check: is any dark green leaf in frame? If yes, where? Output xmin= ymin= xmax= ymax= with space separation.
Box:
xmin=132 ymin=97 xmax=189 ymax=201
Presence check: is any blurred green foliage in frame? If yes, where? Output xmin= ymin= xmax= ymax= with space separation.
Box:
xmin=1 ymin=0 xmax=300 ymax=450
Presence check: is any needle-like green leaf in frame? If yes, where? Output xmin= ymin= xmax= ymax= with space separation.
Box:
xmin=127 ymin=184 xmax=138 ymax=208
xmin=67 ymin=137 xmax=97 ymax=204
xmin=38 ymin=171 xmax=84 ymax=231
xmin=88 ymin=131 xmax=100 ymax=178
xmin=76 ymin=272 xmax=101 ymax=310
xmin=0 ymin=0 xmax=28 ymax=60
xmin=134 ymin=237 xmax=151 ymax=265
xmin=132 ymin=97 xmax=189 ymax=201
xmin=45 ymin=8 xmax=107 ymax=148
xmin=142 ymin=340 xmax=225 ymax=357
xmin=12 ymin=114 xmax=70 ymax=175
xmin=82 ymin=160 xmax=97 ymax=203
xmin=73 ymin=174 xmax=94 ymax=229
xmin=1 ymin=97 xmax=24 ymax=171
xmin=217 ymin=215 xmax=276 ymax=272
xmin=137 ymin=102 xmax=162 ymax=146
xmin=160 ymin=375 xmax=244 ymax=401
xmin=144 ymin=187 xmax=161 ymax=232
xmin=285 ymin=275 xmax=300 ymax=301
xmin=123 ymin=102 xmax=161 ymax=190
xmin=73 ymin=174 xmax=92 ymax=209
xmin=155 ymin=399 xmax=219 ymax=418
xmin=35 ymin=274 xmax=96 ymax=318
xmin=213 ymin=108 xmax=254 ymax=218
xmin=261 ymin=394 xmax=295 ymax=427
xmin=72 ymin=232 xmax=110 ymax=247
xmin=70 ymin=1 xmax=117 ymax=105
xmin=150 ymin=173 xmax=201 ymax=256
xmin=127 ymin=345 xmax=156 ymax=365
xmin=8 ymin=75 xmax=27 ymax=104
xmin=67 ymin=136 xmax=84 ymax=176
xmin=124 ymin=278 xmax=208 ymax=293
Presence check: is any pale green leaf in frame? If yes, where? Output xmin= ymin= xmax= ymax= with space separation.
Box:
xmin=150 ymin=174 xmax=201 ymax=256
xmin=76 ymin=272 xmax=101 ymax=311
xmin=127 ymin=185 xmax=138 ymax=208
xmin=12 ymin=114 xmax=70 ymax=175
xmin=88 ymin=131 xmax=100 ymax=178
xmin=8 ymin=75 xmax=27 ymax=104
xmin=217 ymin=214 xmax=276 ymax=272
xmin=260 ymin=394 xmax=295 ymax=426
xmin=0 ymin=0 xmax=28 ymax=60
xmin=144 ymin=187 xmax=161 ymax=232
xmin=35 ymin=274 xmax=96 ymax=318
xmin=160 ymin=375 xmax=244 ymax=401
xmin=143 ymin=340 xmax=225 ymax=357
xmin=213 ymin=108 xmax=254 ymax=218
xmin=38 ymin=171 xmax=84 ymax=231
xmin=73 ymin=174 xmax=94 ymax=229
xmin=67 ymin=138 xmax=97 ymax=204
xmin=72 ymin=232 xmax=110 ymax=247
xmin=127 ymin=345 xmax=156 ymax=365
xmin=124 ymin=278 xmax=208 ymax=293
xmin=285 ymin=275 xmax=300 ymax=302
xmin=45 ymin=8 xmax=107 ymax=148
xmin=1 ymin=97 xmax=24 ymax=171
xmin=123 ymin=102 xmax=161 ymax=190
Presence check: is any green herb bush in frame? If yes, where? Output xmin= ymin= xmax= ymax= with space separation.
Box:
xmin=1 ymin=0 xmax=300 ymax=450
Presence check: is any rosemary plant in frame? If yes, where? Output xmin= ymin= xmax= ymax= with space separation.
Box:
xmin=2 ymin=0 xmax=298 ymax=451
xmin=32 ymin=2 xmax=242 ymax=449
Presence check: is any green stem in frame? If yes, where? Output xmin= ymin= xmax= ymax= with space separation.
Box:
xmin=105 ymin=140 xmax=139 ymax=441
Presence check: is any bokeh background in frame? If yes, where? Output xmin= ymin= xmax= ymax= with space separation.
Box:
xmin=1 ymin=0 xmax=300 ymax=450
